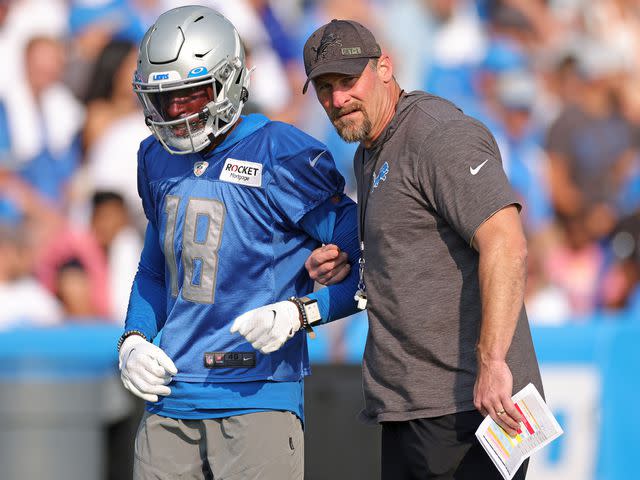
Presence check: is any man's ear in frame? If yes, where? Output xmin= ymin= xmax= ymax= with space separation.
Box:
xmin=377 ymin=54 xmax=393 ymax=83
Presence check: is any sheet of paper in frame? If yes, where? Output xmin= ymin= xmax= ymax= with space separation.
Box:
xmin=475 ymin=383 xmax=563 ymax=480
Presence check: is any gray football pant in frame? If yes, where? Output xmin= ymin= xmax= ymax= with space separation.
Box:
xmin=133 ymin=410 xmax=304 ymax=479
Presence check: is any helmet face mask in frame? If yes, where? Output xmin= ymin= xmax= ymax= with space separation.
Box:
xmin=133 ymin=6 xmax=250 ymax=155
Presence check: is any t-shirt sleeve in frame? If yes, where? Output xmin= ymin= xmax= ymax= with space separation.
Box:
xmin=266 ymin=126 xmax=346 ymax=226
xmin=417 ymin=118 xmax=521 ymax=244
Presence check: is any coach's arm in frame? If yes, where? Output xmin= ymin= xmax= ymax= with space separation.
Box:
xmin=471 ymin=204 xmax=527 ymax=437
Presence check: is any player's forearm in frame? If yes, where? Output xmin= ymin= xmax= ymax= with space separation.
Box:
xmin=123 ymin=222 xmax=168 ymax=339
xmin=307 ymin=250 xmax=359 ymax=323
xmin=300 ymin=194 xmax=360 ymax=322
xmin=476 ymin=235 xmax=527 ymax=363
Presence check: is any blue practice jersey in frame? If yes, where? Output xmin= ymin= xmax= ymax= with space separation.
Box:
xmin=125 ymin=114 xmax=359 ymax=418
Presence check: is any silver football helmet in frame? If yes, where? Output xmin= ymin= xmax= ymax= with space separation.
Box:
xmin=133 ymin=6 xmax=250 ymax=154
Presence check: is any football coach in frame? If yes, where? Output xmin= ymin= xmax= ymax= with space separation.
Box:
xmin=302 ymin=19 xmax=544 ymax=480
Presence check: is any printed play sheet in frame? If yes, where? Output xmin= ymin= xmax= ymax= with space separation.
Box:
xmin=475 ymin=383 xmax=563 ymax=480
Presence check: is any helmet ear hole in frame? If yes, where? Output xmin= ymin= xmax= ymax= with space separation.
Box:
xmin=214 ymin=79 xmax=223 ymax=99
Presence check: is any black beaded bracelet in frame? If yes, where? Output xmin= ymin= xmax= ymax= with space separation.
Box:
xmin=288 ymin=297 xmax=315 ymax=338
xmin=117 ymin=330 xmax=148 ymax=353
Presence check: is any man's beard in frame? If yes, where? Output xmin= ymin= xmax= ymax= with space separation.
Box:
xmin=330 ymin=103 xmax=371 ymax=143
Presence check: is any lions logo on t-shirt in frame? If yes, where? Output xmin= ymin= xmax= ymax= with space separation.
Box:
xmin=372 ymin=162 xmax=389 ymax=192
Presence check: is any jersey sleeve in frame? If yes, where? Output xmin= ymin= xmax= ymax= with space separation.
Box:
xmin=137 ymin=137 xmax=157 ymax=224
xmin=417 ymin=119 xmax=521 ymax=245
xmin=266 ymin=124 xmax=346 ymax=226
xmin=124 ymin=222 xmax=167 ymax=340
xmin=299 ymin=194 xmax=360 ymax=323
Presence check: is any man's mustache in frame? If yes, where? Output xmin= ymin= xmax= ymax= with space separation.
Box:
xmin=330 ymin=104 xmax=363 ymax=122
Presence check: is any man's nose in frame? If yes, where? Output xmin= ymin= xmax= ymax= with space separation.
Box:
xmin=332 ymin=89 xmax=350 ymax=109
xmin=166 ymin=100 xmax=186 ymax=119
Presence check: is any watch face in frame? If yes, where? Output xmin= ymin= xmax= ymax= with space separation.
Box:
xmin=303 ymin=301 xmax=322 ymax=324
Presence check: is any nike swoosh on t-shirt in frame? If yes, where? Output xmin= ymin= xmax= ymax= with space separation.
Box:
xmin=470 ymin=159 xmax=489 ymax=175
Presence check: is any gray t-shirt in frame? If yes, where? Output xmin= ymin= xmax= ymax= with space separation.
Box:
xmin=355 ymin=91 xmax=543 ymax=424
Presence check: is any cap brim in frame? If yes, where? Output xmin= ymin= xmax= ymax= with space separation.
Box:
xmin=302 ymin=57 xmax=371 ymax=94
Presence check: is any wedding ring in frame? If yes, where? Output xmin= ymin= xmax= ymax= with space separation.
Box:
xmin=496 ymin=409 xmax=505 ymax=416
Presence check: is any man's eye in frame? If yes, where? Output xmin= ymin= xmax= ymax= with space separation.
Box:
xmin=189 ymin=91 xmax=209 ymax=101
xmin=342 ymin=77 xmax=357 ymax=87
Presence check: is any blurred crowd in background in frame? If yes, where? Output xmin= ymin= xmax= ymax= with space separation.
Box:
xmin=2 ymin=0 xmax=640 ymax=362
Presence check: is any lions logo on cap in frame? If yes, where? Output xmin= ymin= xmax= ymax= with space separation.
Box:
xmin=313 ymin=33 xmax=342 ymax=62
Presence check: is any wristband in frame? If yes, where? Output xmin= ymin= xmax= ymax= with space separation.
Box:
xmin=117 ymin=330 xmax=148 ymax=353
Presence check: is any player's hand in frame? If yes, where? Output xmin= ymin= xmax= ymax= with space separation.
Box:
xmin=305 ymin=244 xmax=350 ymax=285
xmin=230 ymin=301 xmax=301 ymax=354
xmin=118 ymin=335 xmax=178 ymax=402
xmin=473 ymin=358 xmax=523 ymax=436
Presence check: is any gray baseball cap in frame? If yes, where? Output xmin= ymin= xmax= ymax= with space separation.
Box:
xmin=302 ymin=19 xmax=381 ymax=94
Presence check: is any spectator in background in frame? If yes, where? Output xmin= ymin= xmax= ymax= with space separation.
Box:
xmin=11 ymin=36 xmax=84 ymax=205
xmin=0 ymin=224 xmax=62 ymax=330
xmin=0 ymin=0 xmax=68 ymax=100
xmin=494 ymin=70 xmax=554 ymax=237
xmin=546 ymin=40 xmax=636 ymax=241
xmin=82 ymin=39 xmax=138 ymax=151
xmin=36 ymin=227 xmax=110 ymax=320
xmin=543 ymin=211 xmax=608 ymax=317
xmin=70 ymin=39 xmax=148 ymax=229
xmin=54 ymin=257 xmax=99 ymax=319
xmin=90 ymin=191 xmax=142 ymax=324
xmin=472 ymin=18 xmax=529 ymax=128
xmin=246 ymin=0 xmax=309 ymax=125
xmin=488 ymin=0 xmax=564 ymax=55
xmin=524 ymin=240 xmax=572 ymax=325
xmin=602 ymin=212 xmax=640 ymax=312
xmin=65 ymin=0 xmax=146 ymax=101
xmin=536 ymin=51 xmax=581 ymax=129
xmin=419 ymin=0 xmax=488 ymax=111
xmin=0 ymin=161 xmax=64 ymax=239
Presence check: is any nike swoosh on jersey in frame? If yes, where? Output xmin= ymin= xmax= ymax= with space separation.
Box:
xmin=470 ymin=159 xmax=489 ymax=175
xmin=310 ymin=150 xmax=325 ymax=167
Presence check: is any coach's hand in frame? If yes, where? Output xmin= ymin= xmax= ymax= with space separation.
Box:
xmin=119 ymin=335 xmax=178 ymax=402
xmin=305 ymin=244 xmax=350 ymax=285
xmin=473 ymin=358 xmax=523 ymax=437
xmin=230 ymin=301 xmax=301 ymax=354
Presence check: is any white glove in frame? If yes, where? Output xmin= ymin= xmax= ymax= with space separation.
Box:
xmin=230 ymin=301 xmax=301 ymax=354
xmin=118 ymin=335 xmax=178 ymax=402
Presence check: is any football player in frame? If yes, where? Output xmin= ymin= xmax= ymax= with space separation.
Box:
xmin=117 ymin=6 xmax=359 ymax=479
